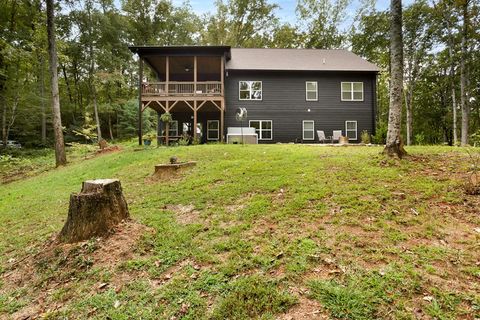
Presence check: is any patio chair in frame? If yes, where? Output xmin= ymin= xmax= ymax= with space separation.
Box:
xmin=332 ymin=130 xmax=342 ymax=143
xmin=317 ymin=130 xmax=327 ymax=143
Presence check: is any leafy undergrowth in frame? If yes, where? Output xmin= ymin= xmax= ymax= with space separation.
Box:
xmin=0 ymin=143 xmax=103 ymax=184
xmin=0 ymin=144 xmax=479 ymax=319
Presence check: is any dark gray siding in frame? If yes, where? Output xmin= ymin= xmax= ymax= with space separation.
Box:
xmin=224 ymin=70 xmax=377 ymax=143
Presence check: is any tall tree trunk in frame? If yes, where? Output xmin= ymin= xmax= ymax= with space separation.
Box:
xmin=451 ymin=74 xmax=458 ymax=146
xmin=40 ymin=56 xmax=47 ymax=145
xmin=86 ymin=0 xmax=101 ymax=142
xmin=108 ymin=113 xmax=114 ymax=141
xmin=445 ymin=20 xmax=458 ymax=145
xmin=384 ymin=0 xmax=407 ymax=157
xmin=46 ymin=0 xmax=66 ymax=166
xmin=460 ymin=0 xmax=469 ymax=146
xmin=1 ymin=100 xmax=6 ymax=149
xmin=92 ymin=84 xmax=102 ymax=141
xmin=405 ymin=88 xmax=412 ymax=145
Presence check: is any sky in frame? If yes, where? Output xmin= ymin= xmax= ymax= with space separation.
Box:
xmin=171 ymin=0 xmax=406 ymax=25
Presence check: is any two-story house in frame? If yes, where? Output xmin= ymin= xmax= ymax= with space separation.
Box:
xmin=129 ymin=46 xmax=379 ymax=144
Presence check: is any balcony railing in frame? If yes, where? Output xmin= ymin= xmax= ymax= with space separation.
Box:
xmin=142 ymin=81 xmax=223 ymax=97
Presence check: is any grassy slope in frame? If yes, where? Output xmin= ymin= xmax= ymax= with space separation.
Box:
xmin=0 ymin=145 xmax=479 ymax=319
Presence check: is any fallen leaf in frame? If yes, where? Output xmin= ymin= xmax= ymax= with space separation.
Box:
xmin=97 ymin=282 xmax=108 ymax=290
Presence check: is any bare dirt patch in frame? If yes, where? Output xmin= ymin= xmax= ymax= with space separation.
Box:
xmin=1 ymin=219 xmax=154 ymax=319
xmin=279 ymin=286 xmax=328 ymax=320
xmin=278 ymin=296 xmax=327 ymax=320
xmin=165 ymin=204 xmax=202 ymax=225
xmin=94 ymin=145 xmax=122 ymax=156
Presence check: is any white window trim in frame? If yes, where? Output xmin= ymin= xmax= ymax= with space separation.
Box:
xmin=341 ymin=82 xmax=364 ymax=102
xmin=239 ymin=81 xmax=263 ymax=101
xmin=345 ymin=120 xmax=358 ymax=140
xmin=249 ymin=120 xmax=273 ymax=141
xmin=169 ymin=120 xmax=178 ymax=136
xmin=207 ymin=120 xmax=219 ymax=141
xmin=305 ymin=81 xmax=318 ymax=101
xmin=302 ymin=120 xmax=315 ymax=140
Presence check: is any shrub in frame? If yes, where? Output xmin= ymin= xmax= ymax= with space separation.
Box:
xmin=178 ymin=134 xmax=190 ymax=146
xmin=372 ymin=124 xmax=387 ymax=144
xmin=415 ymin=133 xmax=426 ymax=145
xmin=192 ymin=137 xmax=201 ymax=145
xmin=470 ymin=130 xmax=480 ymax=147
xmin=361 ymin=130 xmax=371 ymax=144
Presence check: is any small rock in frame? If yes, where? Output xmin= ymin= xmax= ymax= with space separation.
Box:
xmin=423 ymin=296 xmax=434 ymax=302
xmin=113 ymin=300 xmax=121 ymax=309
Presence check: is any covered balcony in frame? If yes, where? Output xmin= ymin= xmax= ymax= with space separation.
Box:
xmin=141 ymin=55 xmax=224 ymax=98
xmin=129 ymin=46 xmax=231 ymax=145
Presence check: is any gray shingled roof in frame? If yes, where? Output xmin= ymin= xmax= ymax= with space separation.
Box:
xmin=226 ymin=48 xmax=380 ymax=72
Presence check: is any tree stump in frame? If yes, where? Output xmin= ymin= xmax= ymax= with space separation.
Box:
xmin=98 ymin=139 xmax=108 ymax=150
xmin=59 ymin=179 xmax=129 ymax=243
xmin=153 ymin=162 xmax=196 ymax=179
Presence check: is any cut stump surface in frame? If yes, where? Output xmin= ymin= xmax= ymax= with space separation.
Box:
xmin=153 ymin=161 xmax=197 ymax=179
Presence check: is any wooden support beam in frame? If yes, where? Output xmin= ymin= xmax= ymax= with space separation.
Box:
xmin=166 ymin=56 xmax=169 ymax=93
xmin=193 ymin=100 xmax=198 ymax=141
xmin=185 ymin=100 xmax=194 ymax=111
xmin=220 ymin=99 xmax=225 ymax=143
xmin=169 ymin=100 xmax=179 ymax=111
xmin=165 ymin=101 xmax=169 ymax=146
xmin=197 ymin=100 xmax=207 ymax=111
xmin=220 ymin=55 xmax=224 ymax=96
xmin=158 ymin=101 xmax=166 ymax=112
xmin=142 ymin=100 xmax=152 ymax=112
xmin=138 ymin=58 xmax=143 ymax=145
xmin=211 ymin=100 xmax=221 ymax=111
xmin=194 ymin=56 xmax=197 ymax=95
xmin=157 ymin=111 xmax=162 ymax=146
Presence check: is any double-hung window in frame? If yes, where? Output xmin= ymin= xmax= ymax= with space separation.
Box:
xmin=345 ymin=121 xmax=357 ymax=140
xmin=169 ymin=120 xmax=178 ymax=136
xmin=341 ymin=82 xmax=363 ymax=101
xmin=249 ymin=120 xmax=272 ymax=140
xmin=239 ymin=81 xmax=262 ymax=100
xmin=207 ymin=120 xmax=219 ymax=141
xmin=306 ymin=81 xmax=318 ymax=101
xmin=303 ymin=120 xmax=315 ymax=140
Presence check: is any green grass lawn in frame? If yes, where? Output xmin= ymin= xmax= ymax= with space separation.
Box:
xmin=0 ymin=144 xmax=479 ymax=319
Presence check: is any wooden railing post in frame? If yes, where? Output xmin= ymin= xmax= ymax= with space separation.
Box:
xmin=166 ymin=56 xmax=169 ymax=94
xmin=220 ymin=55 xmax=224 ymax=96
xmin=194 ymin=56 xmax=197 ymax=96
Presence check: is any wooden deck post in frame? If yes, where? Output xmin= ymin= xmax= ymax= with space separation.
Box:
xmin=166 ymin=56 xmax=169 ymax=93
xmin=157 ymin=111 xmax=161 ymax=146
xmin=220 ymin=55 xmax=224 ymax=96
xmin=193 ymin=100 xmax=197 ymax=141
xmin=220 ymin=99 xmax=224 ymax=142
xmin=138 ymin=58 xmax=143 ymax=145
xmin=165 ymin=101 xmax=169 ymax=146
xmin=194 ymin=56 xmax=197 ymax=95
